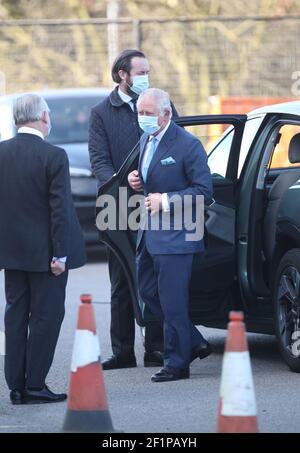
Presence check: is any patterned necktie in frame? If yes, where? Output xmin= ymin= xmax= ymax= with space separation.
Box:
xmin=142 ymin=137 xmax=158 ymax=182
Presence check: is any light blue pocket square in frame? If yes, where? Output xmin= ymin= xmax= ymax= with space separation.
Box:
xmin=161 ymin=156 xmax=176 ymax=166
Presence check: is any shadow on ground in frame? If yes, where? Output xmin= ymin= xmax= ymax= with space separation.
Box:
xmin=208 ymin=331 xmax=281 ymax=364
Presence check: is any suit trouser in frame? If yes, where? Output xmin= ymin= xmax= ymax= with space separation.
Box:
xmin=4 ymin=269 xmax=68 ymax=390
xmin=137 ymin=243 xmax=205 ymax=369
xmin=108 ymin=249 xmax=163 ymax=356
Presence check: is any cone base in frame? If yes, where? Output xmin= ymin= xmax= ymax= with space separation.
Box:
xmin=63 ymin=409 xmax=121 ymax=433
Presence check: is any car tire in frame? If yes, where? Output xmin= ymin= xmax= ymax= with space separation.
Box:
xmin=273 ymin=248 xmax=300 ymax=372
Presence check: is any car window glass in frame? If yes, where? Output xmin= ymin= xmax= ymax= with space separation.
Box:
xmin=46 ymin=96 xmax=100 ymax=145
xmin=207 ymin=128 xmax=233 ymax=178
xmin=269 ymin=124 xmax=300 ymax=169
xmin=204 ymin=116 xmax=265 ymax=180
xmin=237 ymin=115 xmax=264 ymax=177
xmin=184 ymin=124 xmax=233 ymax=178
xmin=199 ymin=115 xmax=264 ymax=178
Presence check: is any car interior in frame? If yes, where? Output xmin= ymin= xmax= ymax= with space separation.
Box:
xmin=252 ymin=123 xmax=300 ymax=291
xmin=264 ymin=132 xmax=300 ymax=265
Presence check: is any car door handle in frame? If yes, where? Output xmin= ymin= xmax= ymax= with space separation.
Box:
xmin=238 ymin=235 xmax=248 ymax=244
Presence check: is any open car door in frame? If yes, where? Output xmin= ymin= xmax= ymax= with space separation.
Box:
xmin=96 ymin=114 xmax=247 ymax=326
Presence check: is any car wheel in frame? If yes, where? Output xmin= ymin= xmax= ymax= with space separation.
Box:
xmin=274 ymin=249 xmax=300 ymax=372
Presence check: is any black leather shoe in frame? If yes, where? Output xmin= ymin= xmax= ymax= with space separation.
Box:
xmin=23 ymin=384 xmax=67 ymax=404
xmin=151 ymin=366 xmax=189 ymax=382
xmin=10 ymin=389 xmax=25 ymax=405
xmin=144 ymin=351 xmax=164 ymax=367
xmin=191 ymin=340 xmax=212 ymax=363
xmin=102 ymin=354 xmax=137 ymax=370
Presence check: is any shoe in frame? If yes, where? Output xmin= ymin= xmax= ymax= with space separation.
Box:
xmin=191 ymin=340 xmax=212 ymax=363
xmin=151 ymin=366 xmax=190 ymax=382
xmin=10 ymin=389 xmax=25 ymax=405
xmin=102 ymin=354 xmax=137 ymax=370
xmin=23 ymin=384 xmax=67 ymax=404
xmin=144 ymin=351 xmax=164 ymax=367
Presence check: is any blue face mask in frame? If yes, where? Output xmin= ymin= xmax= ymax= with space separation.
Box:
xmin=130 ymin=75 xmax=149 ymax=95
xmin=138 ymin=115 xmax=160 ymax=135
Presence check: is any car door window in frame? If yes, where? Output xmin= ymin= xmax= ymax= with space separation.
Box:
xmin=207 ymin=128 xmax=234 ymax=178
xmin=237 ymin=115 xmax=265 ymax=177
xmin=202 ymin=116 xmax=264 ymax=180
xmin=269 ymin=124 xmax=300 ymax=169
xmin=183 ymin=124 xmax=234 ymax=179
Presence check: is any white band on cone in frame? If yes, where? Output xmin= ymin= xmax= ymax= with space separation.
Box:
xmin=0 ymin=330 xmax=5 ymax=356
xmin=220 ymin=351 xmax=257 ymax=416
xmin=71 ymin=329 xmax=101 ymax=372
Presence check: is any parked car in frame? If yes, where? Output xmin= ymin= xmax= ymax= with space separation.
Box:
xmin=0 ymin=88 xmax=110 ymax=246
xmin=97 ymin=101 xmax=300 ymax=372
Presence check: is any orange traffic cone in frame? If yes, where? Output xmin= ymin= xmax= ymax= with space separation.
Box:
xmin=217 ymin=311 xmax=258 ymax=433
xmin=63 ymin=294 xmax=118 ymax=433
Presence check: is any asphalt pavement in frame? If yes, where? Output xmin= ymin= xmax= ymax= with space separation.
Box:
xmin=0 ymin=254 xmax=299 ymax=433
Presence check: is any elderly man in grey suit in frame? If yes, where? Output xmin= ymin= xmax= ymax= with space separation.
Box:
xmin=0 ymin=94 xmax=86 ymax=404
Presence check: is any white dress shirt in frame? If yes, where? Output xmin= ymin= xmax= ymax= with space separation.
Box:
xmin=118 ymin=87 xmax=136 ymax=112
xmin=18 ymin=126 xmax=44 ymax=139
xmin=142 ymin=121 xmax=171 ymax=212
xmin=18 ymin=126 xmax=67 ymax=264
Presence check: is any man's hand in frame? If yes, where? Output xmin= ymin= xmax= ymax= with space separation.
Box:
xmin=50 ymin=260 xmax=66 ymax=277
xmin=145 ymin=193 xmax=162 ymax=215
xmin=128 ymin=170 xmax=143 ymax=192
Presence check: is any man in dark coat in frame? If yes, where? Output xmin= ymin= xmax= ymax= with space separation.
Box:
xmin=0 ymin=93 xmax=86 ymax=404
xmin=89 ymin=49 xmax=178 ymax=370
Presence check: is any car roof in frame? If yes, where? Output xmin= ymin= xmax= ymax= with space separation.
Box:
xmin=248 ymin=100 xmax=300 ymax=116
xmin=0 ymin=88 xmax=110 ymax=103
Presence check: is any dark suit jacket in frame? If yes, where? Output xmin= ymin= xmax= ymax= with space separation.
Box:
xmin=0 ymin=133 xmax=86 ymax=272
xmin=88 ymin=86 xmax=178 ymax=189
xmin=137 ymin=121 xmax=213 ymax=255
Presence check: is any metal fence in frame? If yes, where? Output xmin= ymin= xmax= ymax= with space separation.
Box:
xmin=1 ymin=15 xmax=300 ymax=114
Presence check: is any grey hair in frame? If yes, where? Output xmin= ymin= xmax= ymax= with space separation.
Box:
xmin=137 ymin=88 xmax=172 ymax=117
xmin=13 ymin=93 xmax=50 ymax=126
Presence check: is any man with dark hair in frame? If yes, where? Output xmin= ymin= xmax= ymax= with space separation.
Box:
xmin=111 ymin=49 xmax=148 ymax=92
xmin=89 ymin=49 xmax=151 ymax=188
xmin=89 ymin=49 xmax=178 ymax=370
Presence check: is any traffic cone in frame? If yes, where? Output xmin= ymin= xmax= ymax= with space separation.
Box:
xmin=217 ymin=311 xmax=258 ymax=433
xmin=63 ymin=294 xmax=118 ymax=433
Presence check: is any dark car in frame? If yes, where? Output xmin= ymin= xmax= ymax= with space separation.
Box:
xmin=0 ymin=88 xmax=110 ymax=246
xmin=97 ymin=101 xmax=300 ymax=372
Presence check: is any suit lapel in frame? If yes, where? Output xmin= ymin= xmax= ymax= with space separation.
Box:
xmin=138 ymin=133 xmax=150 ymax=177
xmin=146 ymin=121 xmax=177 ymax=181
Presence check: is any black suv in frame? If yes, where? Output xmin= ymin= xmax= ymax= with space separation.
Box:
xmin=97 ymin=101 xmax=300 ymax=372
